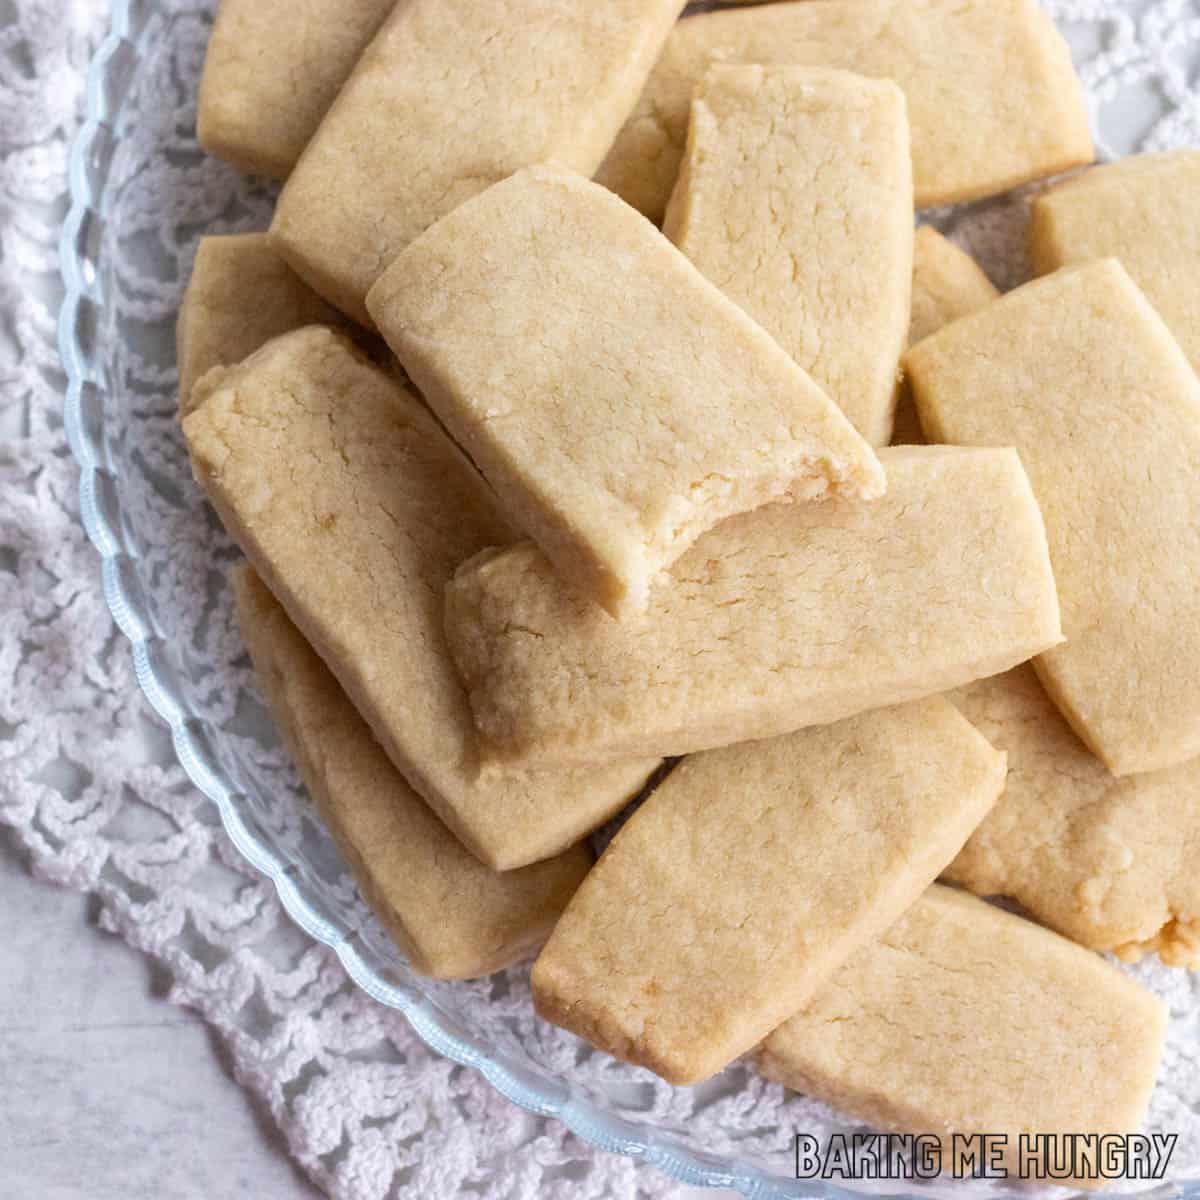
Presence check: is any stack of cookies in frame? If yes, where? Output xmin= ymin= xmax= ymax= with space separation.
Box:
xmin=181 ymin=0 xmax=1200 ymax=1183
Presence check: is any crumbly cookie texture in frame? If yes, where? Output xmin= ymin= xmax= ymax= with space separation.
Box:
xmin=662 ymin=66 xmax=913 ymax=447
xmin=596 ymin=0 xmax=1092 ymax=221
xmin=892 ymin=227 xmax=999 ymax=444
xmin=196 ymin=0 xmax=395 ymax=179
xmin=368 ymin=163 xmax=884 ymax=619
xmin=533 ymin=699 xmax=1004 ymax=1086
xmin=232 ymin=565 xmax=591 ymax=980
xmin=759 ymin=886 xmax=1167 ymax=1188
xmin=176 ymin=234 xmax=349 ymax=415
xmin=270 ymin=0 xmax=686 ymax=324
xmin=1031 ymin=149 xmax=1200 ymax=375
xmin=182 ymin=326 xmax=658 ymax=871
xmin=945 ymin=666 xmax=1200 ymax=967
xmin=444 ymin=445 xmax=1062 ymax=768
xmin=907 ymin=258 xmax=1200 ymax=776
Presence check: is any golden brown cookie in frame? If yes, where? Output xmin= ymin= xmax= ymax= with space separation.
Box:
xmin=183 ymin=327 xmax=658 ymax=870
xmin=907 ymin=259 xmax=1200 ymax=776
xmin=760 ymin=886 xmax=1166 ymax=1188
xmin=533 ymin=699 xmax=1004 ymax=1085
xmin=444 ymin=446 xmax=1062 ymax=768
xmin=597 ymin=0 xmax=1092 ymax=220
xmin=271 ymin=0 xmax=686 ymax=322
xmin=233 ymin=565 xmax=591 ymax=980
xmin=663 ymin=66 xmax=913 ymax=446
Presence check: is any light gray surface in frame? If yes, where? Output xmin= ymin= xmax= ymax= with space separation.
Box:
xmin=0 ymin=825 xmax=734 ymax=1199
xmin=0 ymin=826 xmax=322 ymax=1200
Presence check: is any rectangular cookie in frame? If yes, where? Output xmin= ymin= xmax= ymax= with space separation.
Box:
xmin=270 ymin=0 xmax=686 ymax=324
xmin=945 ymin=665 xmax=1200 ymax=967
xmin=368 ymin=163 xmax=884 ymax=618
xmin=1031 ymin=150 xmax=1200 ymax=374
xmin=196 ymin=0 xmax=396 ymax=179
xmin=597 ymin=0 xmax=1092 ymax=221
xmin=759 ymin=886 xmax=1166 ymax=1186
xmin=662 ymin=66 xmax=913 ymax=446
xmin=444 ymin=445 xmax=1062 ymax=768
xmin=906 ymin=259 xmax=1200 ymax=776
xmin=533 ymin=699 xmax=1006 ymax=1084
xmin=182 ymin=327 xmax=658 ymax=870
xmin=176 ymin=234 xmax=349 ymax=415
xmin=232 ymin=564 xmax=591 ymax=980
xmin=892 ymin=227 xmax=999 ymax=445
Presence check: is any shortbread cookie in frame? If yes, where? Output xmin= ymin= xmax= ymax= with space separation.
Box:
xmin=197 ymin=0 xmax=395 ymax=179
xmin=183 ymin=327 xmax=657 ymax=870
xmin=892 ymin=227 xmax=999 ymax=444
xmin=597 ymin=0 xmax=1092 ymax=221
xmin=760 ymin=886 xmax=1166 ymax=1186
xmin=662 ymin=66 xmax=912 ymax=446
xmin=907 ymin=259 xmax=1200 ymax=776
xmin=908 ymin=227 xmax=999 ymax=346
xmin=369 ymin=164 xmax=884 ymax=618
xmin=176 ymin=234 xmax=348 ymax=414
xmin=945 ymin=666 xmax=1200 ymax=967
xmin=533 ymin=699 xmax=1005 ymax=1084
xmin=1031 ymin=150 xmax=1200 ymax=373
xmin=444 ymin=445 xmax=1062 ymax=767
xmin=232 ymin=565 xmax=591 ymax=979
xmin=271 ymin=0 xmax=686 ymax=323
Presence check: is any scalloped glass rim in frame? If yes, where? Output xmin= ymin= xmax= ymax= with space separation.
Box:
xmin=58 ymin=6 xmax=809 ymax=1195
xmin=55 ymin=4 xmax=1191 ymax=1200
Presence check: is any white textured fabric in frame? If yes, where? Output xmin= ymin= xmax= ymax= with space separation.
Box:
xmin=2 ymin=2 xmax=1200 ymax=1199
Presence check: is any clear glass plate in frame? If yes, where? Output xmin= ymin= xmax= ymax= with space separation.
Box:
xmin=58 ymin=2 xmax=1200 ymax=1197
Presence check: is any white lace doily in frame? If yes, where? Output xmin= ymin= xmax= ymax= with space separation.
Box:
xmin=3 ymin=2 xmax=1200 ymax=1198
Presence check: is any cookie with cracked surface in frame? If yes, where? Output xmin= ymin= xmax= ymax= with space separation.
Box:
xmin=271 ymin=0 xmax=687 ymax=323
xmin=533 ymin=699 xmax=1005 ymax=1085
xmin=368 ymin=163 xmax=884 ymax=619
xmin=945 ymin=665 xmax=1200 ymax=968
xmin=597 ymin=0 xmax=1092 ymax=221
xmin=663 ymin=66 xmax=913 ymax=447
xmin=183 ymin=326 xmax=658 ymax=871
xmin=443 ymin=445 xmax=1062 ymax=768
